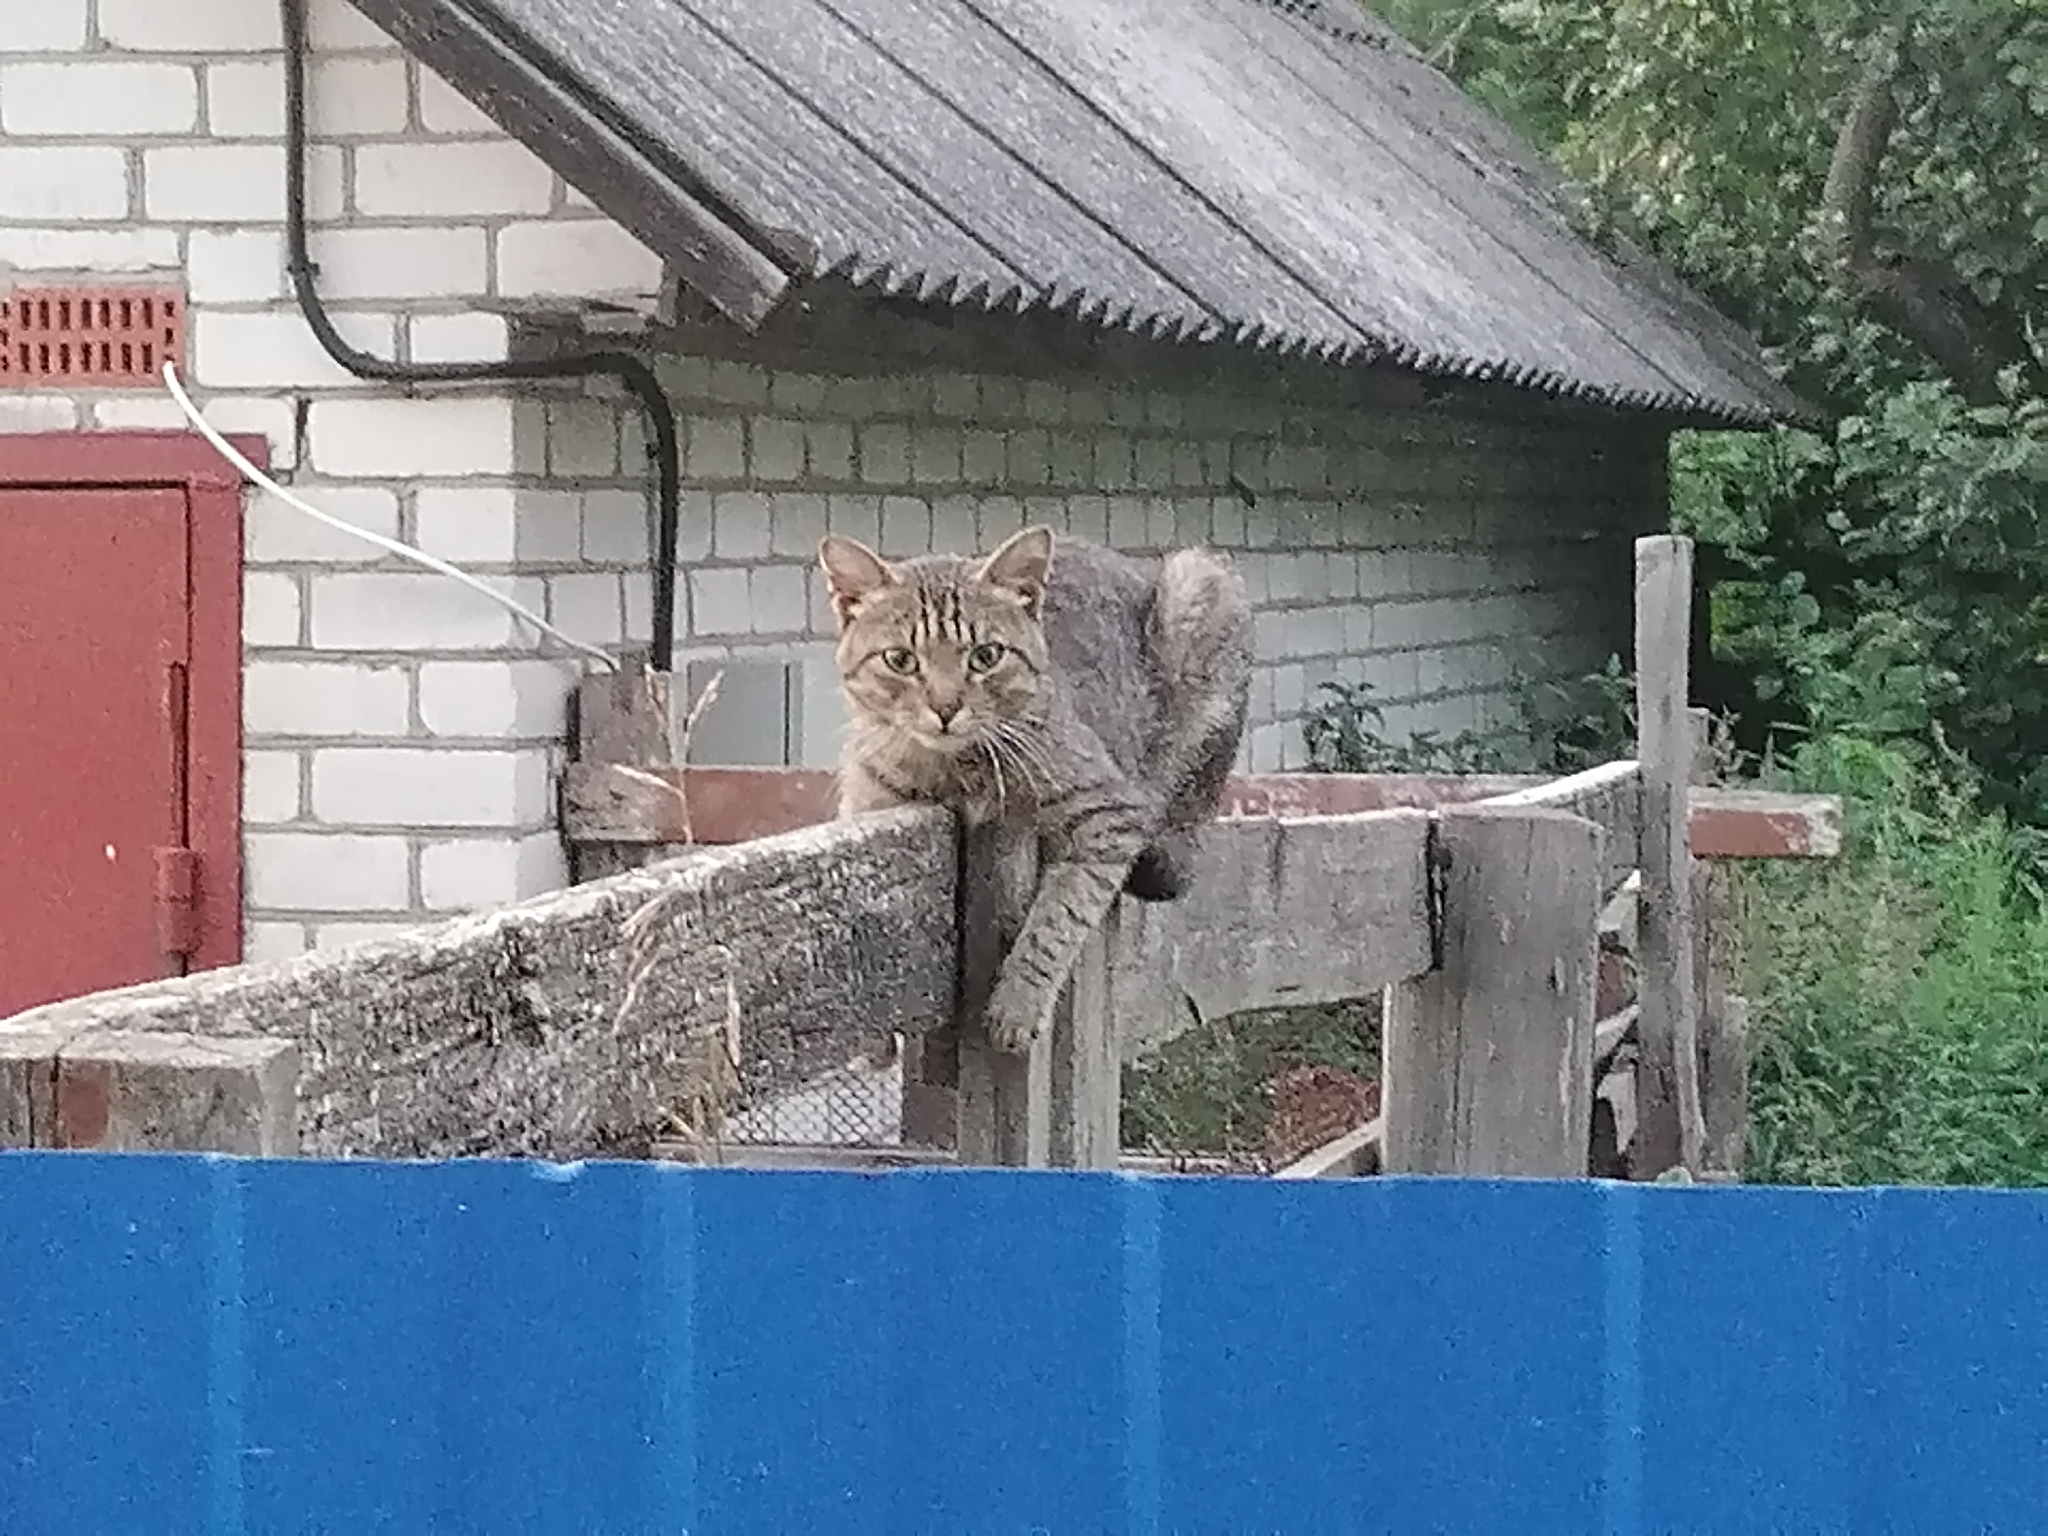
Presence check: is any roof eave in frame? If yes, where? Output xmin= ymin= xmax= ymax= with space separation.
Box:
xmin=348 ymin=0 xmax=1816 ymax=428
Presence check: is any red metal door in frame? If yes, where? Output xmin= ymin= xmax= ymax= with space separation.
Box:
xmin=0 ymin=485 xmax=192 ymax=1016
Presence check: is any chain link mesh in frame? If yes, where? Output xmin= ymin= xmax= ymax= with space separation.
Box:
xmin=681 ymin=998 xmax=1384 ymax=1171
xmin=719 ymin=1036 xmax=906 ymax=1148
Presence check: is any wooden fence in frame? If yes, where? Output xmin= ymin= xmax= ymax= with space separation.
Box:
xmin=1 ymin=537 xmax=1837 ymax=1180
xmin=565 ymin=534 xmax=1837 ymax=1182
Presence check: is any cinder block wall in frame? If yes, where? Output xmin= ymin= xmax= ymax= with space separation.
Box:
xmin=545 ymin=300 xmax=1659 ymax=779
xmin=0 ymin=0 xmax=1663 ymax=957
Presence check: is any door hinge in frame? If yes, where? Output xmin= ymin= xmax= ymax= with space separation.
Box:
xmin=154 ymin=846 xmax=200 ymax=961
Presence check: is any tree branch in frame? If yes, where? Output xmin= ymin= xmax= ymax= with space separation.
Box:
xmin=1815 ymin=22 xmax=2023 ymax=402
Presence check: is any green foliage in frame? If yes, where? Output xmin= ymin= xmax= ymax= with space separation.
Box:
xmin=1302 ymin=679 xmax=1518 ymax=773
xmin=1370 ymin=0 xmax=2048 ymax=824
xmin=1679 ymin=376 xmax=2048 ymax=818
xmin=1739 ymin=735 xmax=2048 ymax=1187
xmin=1515 ymin=653 xmax=1638 ymax=772
xmin=1301 ymin=657 xmax=1636 ymax=776
xmin=1352 ymin=0 xmax=2048 ymax=1188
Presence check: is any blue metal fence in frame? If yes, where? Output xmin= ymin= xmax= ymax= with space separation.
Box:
xmin=4 ymin=1152 xmax=2046 ymax=1533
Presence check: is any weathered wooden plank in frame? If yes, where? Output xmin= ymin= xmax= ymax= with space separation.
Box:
xmin=1634 ymin=533 xmax=1703 ymax=1178
xmin=1383 ymin=805 xmax=1601 ymax=1178
xmin=899 ymin=1029 xmax=960 ymax=1150
xmin=563 ymin=763 xmax=839 ymax=846
xmin=1115 ymin=809 xmax=1434 ymax=1060
xmin=1689 ymin=708 xmax=1741 ymax=1178
xmin=569 ymin=669 xmax=676 ymax=882
xmin=564 ymin=763 xmax=1842 ymax=864
xmin=652 ymin=1139 xmax=956 ymax=1170
xmin=647 ymin=1140 xmax=1252 ymax=1176
xmin=955 ymin=822 xmax=1049 ymax=1168
xmin=1480 ymin=759 xmax=1641 ymax=891
xmin=0 ymin=809 xmax=957 ymax=1161
xmin=1222 ymin=773 xmax=1535 ymax=816
xmin=562 ymin=766 xmax=1524 ymax=845
xmin=0 ymin=1026 xmax=298 ymax=1156
xmin=1272 ymin=1117 xmax=1383 ymax=1179
xmin=1690 ymin=789 xmax=1843 ymax=859
xmin=576 ymin=666 xmax=671 ymax=762
xmin=1049 ymin=903 xmax=1121 ymax=1170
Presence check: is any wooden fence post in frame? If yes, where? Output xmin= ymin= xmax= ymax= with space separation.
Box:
xmin=1634 ymin=534 xmax=1704 ymax=1177
xmin=1690 ymin=707 xmax=1747 ymax=1177
xmin=1049 ymin=907 xmax=1120 ymax=1169
xmin=955 ymin=824 xmax=1050 ymax=1167
xmin=569 ymin=664 xmax=673 ymax=883
xmin=1382 ymin=805 xmax=1601 ymax=1177
xmin=911 ymin=828 xmax=1124 ymax=1169
xmin=899 ymin=1034 xmax=960 ymax=1151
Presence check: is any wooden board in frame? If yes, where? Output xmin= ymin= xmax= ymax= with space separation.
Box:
xmin=1690 ymin=789 xmax=1842 ymax=859
xmin=954 ymin=821 xmax=1049 ymax=1168
xmin=564 ymin=764 xmax=1839 ymax=865
xmin=1632 ymin=534 xmax=1703 ymax=1177
xmin=1272 ymin=1117 xmax=1383 ymax=1179
xmin=1382 ymin=805 xmax=1601 ymax=1178
xmin=1114 ymin=809 xmax=1434 ymax=1059
xmin=562 ymin=763 xmax=837 ymax=846
xmin=0 ymin=808 xmax=958 ymax=1161
xmin=1480 ymin=759 xmax=1642 ymax=892
xmin=648 ymin=1140 xmax=1255 ymax=1176
xmin=1221 ymin=773 xmax=1535 ymax=816
xmin=559 ymin=766 xmax=1528 ymax=845
xmin=1050 ymin=900 xmax=1121 ymax=1169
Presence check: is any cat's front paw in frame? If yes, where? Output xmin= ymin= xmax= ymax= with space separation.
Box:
xmin=982 ymin=980 xmax=1055 ymax=1055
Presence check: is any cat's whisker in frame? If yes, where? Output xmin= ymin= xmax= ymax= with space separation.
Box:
xmin=978 ymin=728 xmax=1030 ymax=802
xmin=988 ymin=721 xmax=1055 ymax=790
xmin=979 ymin=736 xmax=1009 ymax=811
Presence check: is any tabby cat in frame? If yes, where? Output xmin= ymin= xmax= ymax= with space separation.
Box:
xmin=819 ymin=525 xmax=1251 ymax=1054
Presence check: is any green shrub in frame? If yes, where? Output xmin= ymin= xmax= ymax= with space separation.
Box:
xmin=1739 ymin=734 xmax=2048 ymax=1187
xmin=1300 ymin=658 xmax=2048 ymax=1188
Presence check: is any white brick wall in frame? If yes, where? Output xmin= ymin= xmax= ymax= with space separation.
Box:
xmin=0 ymin=0 xmax=1658 ymax=956
xmin=547 ymin=326 xmax=1651 ymax=775
xmin=1 ymin=0 xmax=91 ymax=53
xmin=0 ymin=145 xmax=131 ymax=220
xmin=0 ymin=60 xmax=200 ymax=135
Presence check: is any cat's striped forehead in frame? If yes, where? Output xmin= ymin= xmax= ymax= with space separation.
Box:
xmin=880 ymin=559 xmax=1028 ymax=644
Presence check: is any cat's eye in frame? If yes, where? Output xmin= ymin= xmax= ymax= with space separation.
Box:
xmin=880 ymin=647 xmax=919 ymax=675
xmin=966 ymin=642 xmax=1005 ymax=674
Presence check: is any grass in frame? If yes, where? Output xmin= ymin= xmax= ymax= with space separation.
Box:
xmin=1120 ymin=998 xmax=1380 ymax=1167
xmin=1738 ymin=735 xmax=2048 ymax=1188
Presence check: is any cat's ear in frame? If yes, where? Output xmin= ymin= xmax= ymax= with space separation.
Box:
xmin=977 ymin=525 xmax=1054 ymax=616
xmin=818 ymin=535 xmax=895 ymax=625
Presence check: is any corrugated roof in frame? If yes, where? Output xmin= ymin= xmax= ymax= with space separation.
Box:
xmin=355 ymin=0 xmax=1808 ymax=425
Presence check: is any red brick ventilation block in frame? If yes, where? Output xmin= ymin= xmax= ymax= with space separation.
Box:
xmin=0 ymin=284 xmax=187 ymax=388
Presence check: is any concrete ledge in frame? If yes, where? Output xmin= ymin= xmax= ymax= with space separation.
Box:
xmin=0 ymin=1027 xmax=299 ymax=1157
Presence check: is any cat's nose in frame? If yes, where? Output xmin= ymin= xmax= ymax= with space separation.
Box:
xmin=932 ymin=701 xmax=961 ymax=728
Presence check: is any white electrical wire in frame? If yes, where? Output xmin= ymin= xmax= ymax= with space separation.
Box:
xmin=161 ymin=361 xmax=619 ymax=672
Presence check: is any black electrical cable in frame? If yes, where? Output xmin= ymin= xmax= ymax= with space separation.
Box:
xmin=278 ymin=0 xmax=681 ymax=674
